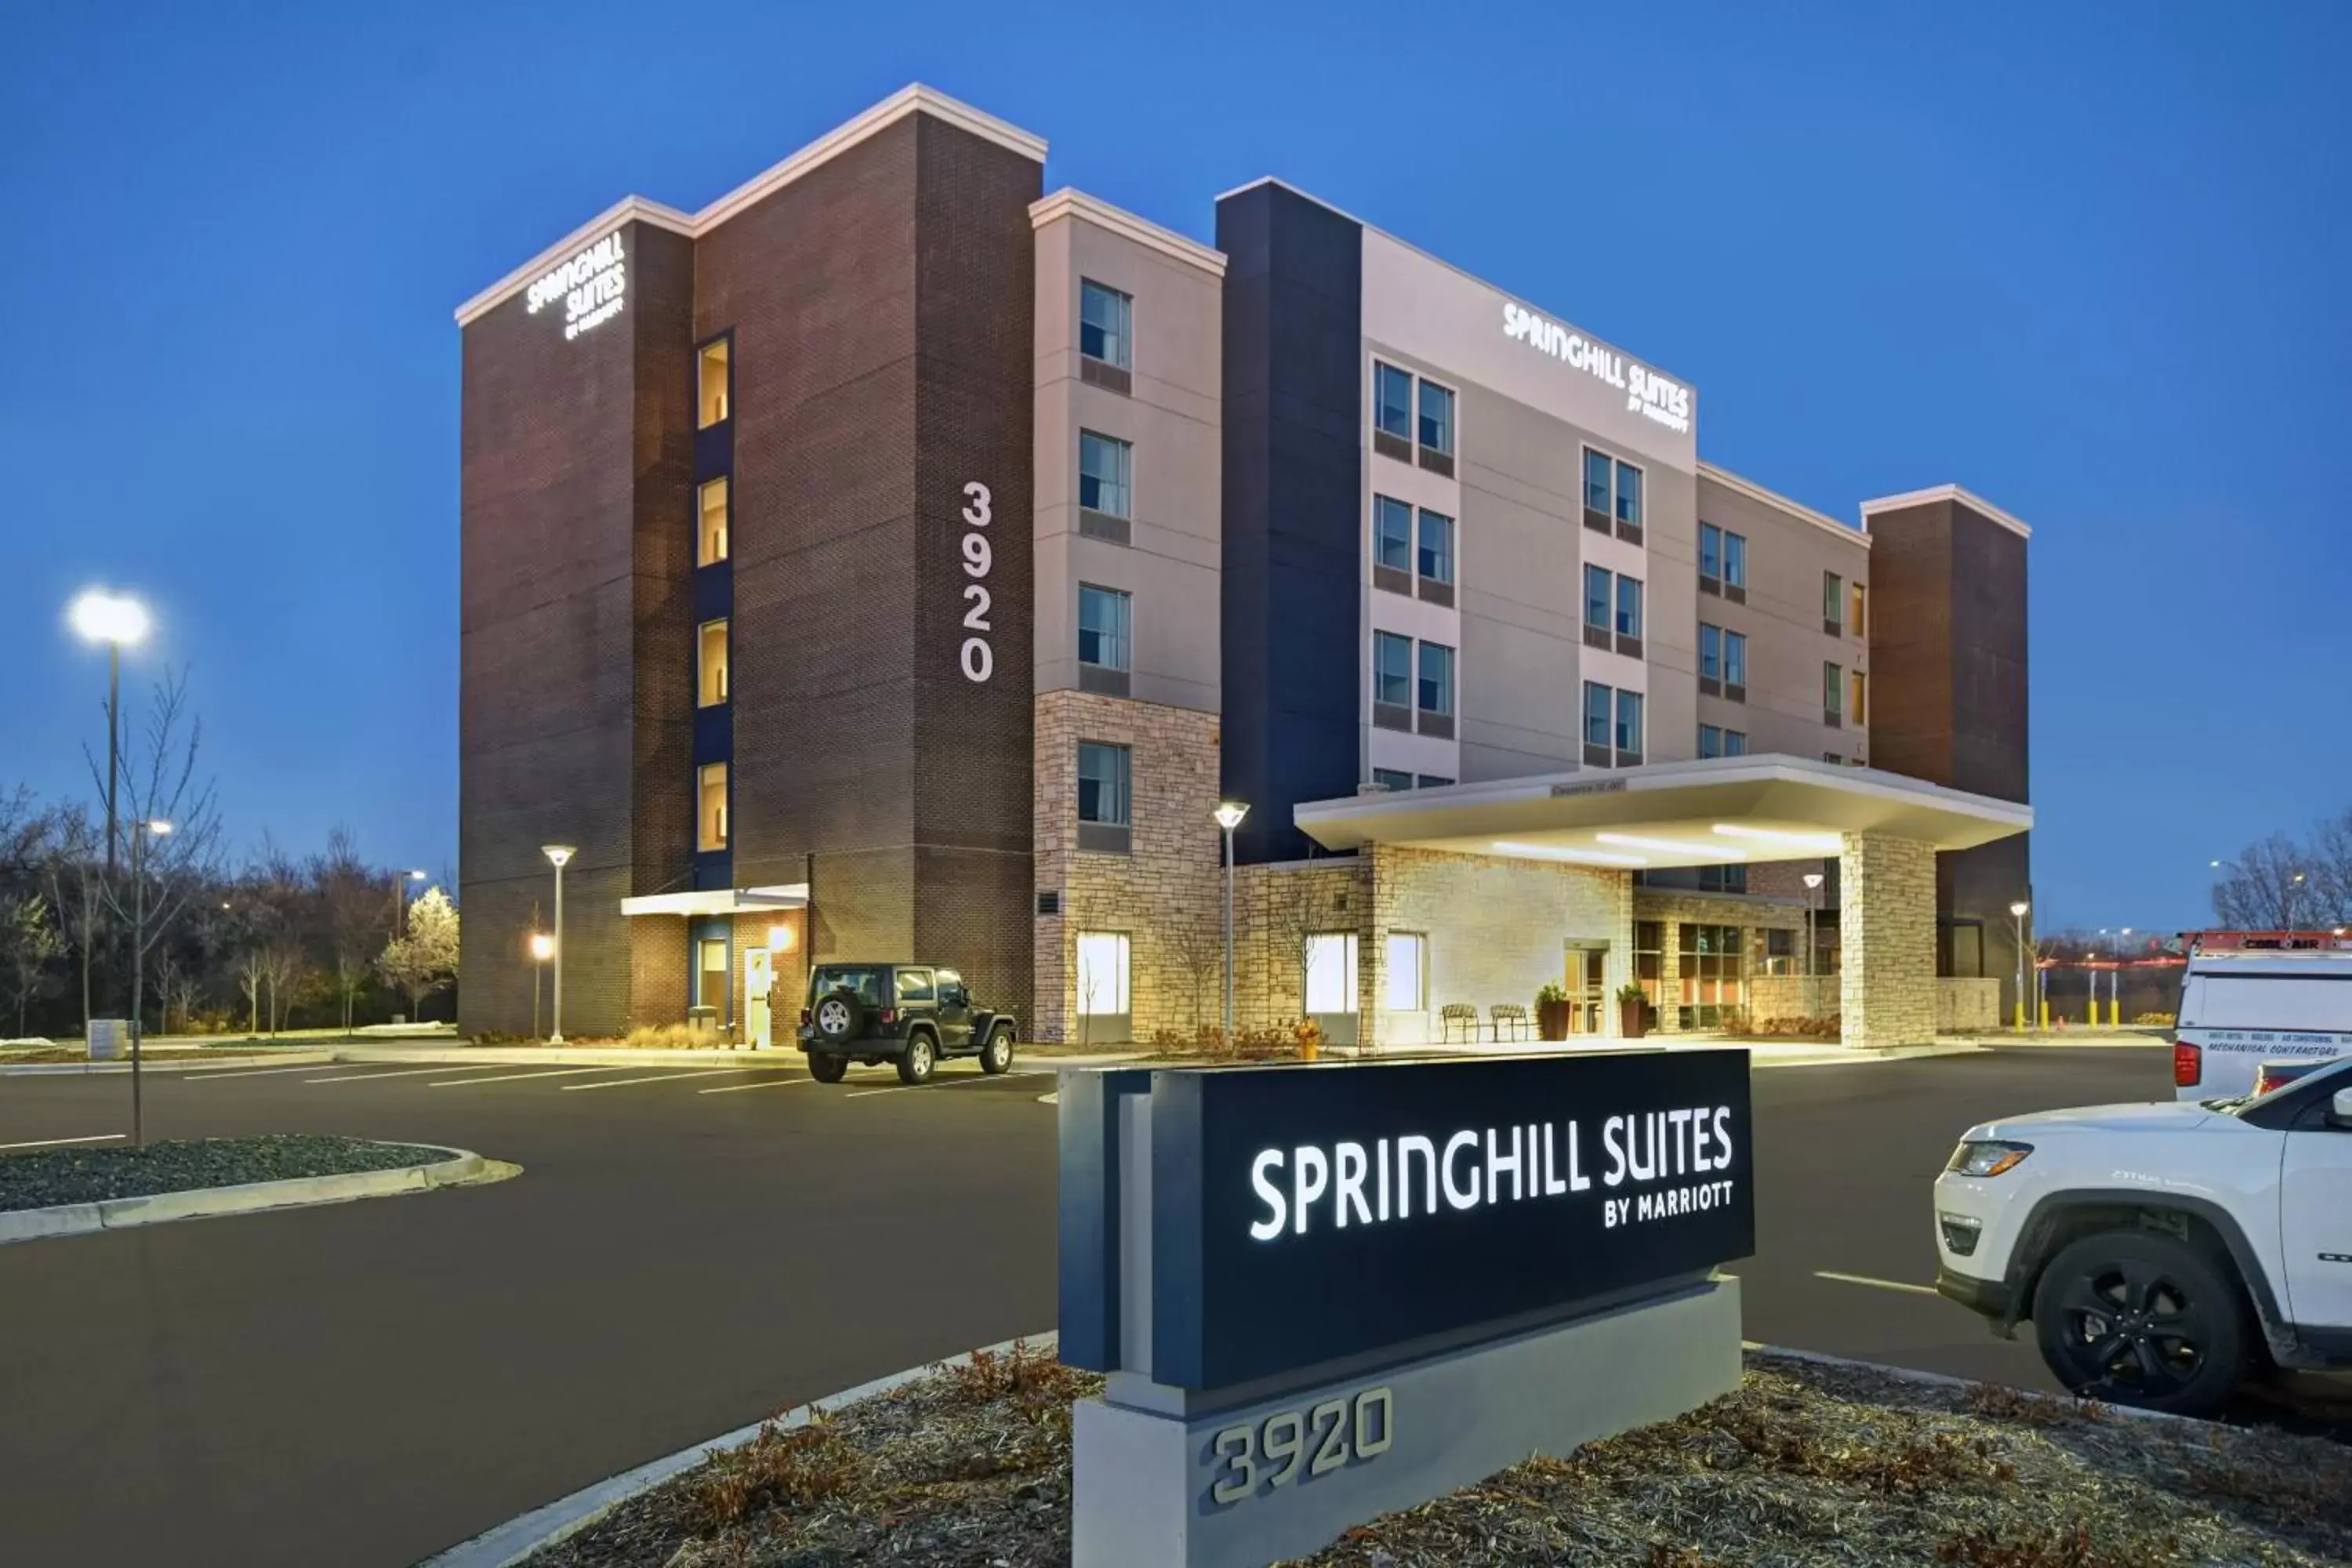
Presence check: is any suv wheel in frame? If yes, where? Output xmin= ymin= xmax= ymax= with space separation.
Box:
xmin=897 ymin=1033 xmax=936 ymax=1086
xmin=807 ymin=1052 xmax=848 ymax=1083
xmin=2031 ymin=1229 xmax=2247 ymax=1416
xmin=811 ymin=989 xmax=866 ymax=1045
xmin=980 ymin=1024 xmax=1014 ymax=1075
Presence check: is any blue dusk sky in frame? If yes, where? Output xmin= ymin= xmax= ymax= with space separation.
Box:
xmin=2 ymin=2 xmax=2346 ymax=931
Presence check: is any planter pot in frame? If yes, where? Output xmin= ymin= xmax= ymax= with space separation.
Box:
xmin=1536 ymin=999 xmax=1571 ymax=1041
xmin=1619 ymin=1000 xmax=1650 ymax=1039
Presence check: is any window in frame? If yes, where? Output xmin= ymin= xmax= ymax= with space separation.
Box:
xmin=1417 ymin=509 xmax=1454 ymax=584
xmin=1079 ymin=280 xmax=1131 ymax=369
xmin=1824 ymin=752 xmax=1842 ymax=764
xmin=697 ymin=339 xmax=730 ymax=428
xmin=1374 ymin=495 xmax=1413 ymax=575
xmin=1724 ymin=630 xmax=1747 ymax=692
xmin=1677 ymin=922 xmax=1745 ymax=1030
xmin=1373 ymin=768 xmax=1414 ymax=792
xmin=1698 ymin=864 xmax=1748 ymax=895
xmin=1077 ymin=584 xmax=1131 ymax=673
xmin=698 ymin=938 xmax=731 ymax=1018
xmin=1304 ymin=933 xmax=1359 ymax=1015
xmin=1722 ymin=728 xmax=1747 ymax=757
xmin=1699 ymin=723 xmax=1722 ymax=758
xmin=1850 ymin=669 xmax=1868 ymax=727
xmin=1823 ymin=571 xmax=1843 ymax=635
xmin=1614 ymin=460 xmax=1642 ymax=526
xmin=1583 ymin=681 xmax=1612 ymax=750
xmin=1824 ymin=661 xmax=1844 ymax=724
xmin=1615 ymin=574 xmax=1642 ymax=639
xmin=895 ymin=968 xmax=935 ymax=1004
xmin=1584 ymin=449 xmax=1612 ymax=516
xmin=1584 ymin=564 xmax=1612 ymax=632
xmin=1700 ymin=623 xmax=1722 ymax=682
xmin=1417 ymin=380 xmax=1454 ymax=456
xmin=1384 ymin=933 xmax=1427 ymax=1011
xmin=698 ymin=763 xmax=728 ymax=851
xmin=698 ymin=477 xmax=730 ymax=566
xmin=1699 ymin=522 xmax=1722 ymax=582
xmin=1614 ymin=688 xmax=1643 ymax=758
xmin=1075 ymin=932 xmax=1131 ymax=1017
xmin=1374 ymin=362 xmax=1414 ymax=443
xmin=1763 ymin=928 xmax=1795 ymax=977
xmin=1850 ymin=581 xmax=1867 ymax=638
xmin=698 ymin=619 xmax=730 ymax=706
xmin=1374 ymin=631 xmax=1413 ymax=714
xmin=1722 ymin=531 xmax=1747 ymax=591
xmin=1634 ymin=920 xmax=1664 ymax=1006
xmin=1417 ymin=641 xmax=1454 ymax=717
xmin=1416 ymin=774 xmax=1453 ymax=788
xmin=1076 ymin=742 xmax=1131 ymax=826
xmin=1078 ymin=430 xmax=1131 ymax=519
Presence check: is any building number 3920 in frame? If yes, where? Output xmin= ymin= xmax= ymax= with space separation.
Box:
xmin=1208 ymin=1385 xmax=1394 ymax=1506
xmin=960 ymin=481 xmax=994 ymax=683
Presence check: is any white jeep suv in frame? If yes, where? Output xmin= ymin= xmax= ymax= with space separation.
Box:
xmin=1934 ymin=1054 xmax=2352 ymax=1415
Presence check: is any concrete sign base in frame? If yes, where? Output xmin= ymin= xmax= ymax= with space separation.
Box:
xmin=1073 ymin=1275 xmax=1741 ymax=1568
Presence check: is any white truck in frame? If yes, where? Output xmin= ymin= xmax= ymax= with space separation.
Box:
xmin=1933 ymin=1054 xmax=2352 ymax=1415
xmin=2170 ymin=930 xmax=2352 ymax=1101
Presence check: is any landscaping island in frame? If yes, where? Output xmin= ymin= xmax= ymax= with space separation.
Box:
xmin=0 ymin=1134 xmax=456 ymax=1213
xmin=525 ymin=1344 xmax=2352 ymax=1567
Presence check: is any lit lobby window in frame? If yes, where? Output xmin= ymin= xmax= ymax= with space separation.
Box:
xmin=698 ymin=619 xmax=730 ymax=706
xmin=699 ymin=477 xmax=730 ymax=566
xmin=698 ymin=339 xmax=731 ymax=428
xmin=699 ymin=763 xmax=729 ymax=851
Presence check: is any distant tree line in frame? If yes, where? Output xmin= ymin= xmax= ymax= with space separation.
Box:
xmin=0 ymin=669 xmax=456 ymax=1041
xmin=2209 ymin=809 xmax=2352 ymax=932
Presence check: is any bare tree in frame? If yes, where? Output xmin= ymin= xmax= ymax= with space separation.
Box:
xmin=94 ymin=670 xmax=221 ymax=1144
xmin=313 ymin=828 xmax=386 ymax=1035
xmin=0 ymin=893 xmax=64 ymax=1038
xmin=2211 ymin=833 xmax=2313 ymax=931
xmin=260 ymin=944 xmax=304 ymax=1034
xmin=2308 ymin=808 xmax=2352 ymax=929
xmin=1165 ymin=919 xmax=1225 ymax=1031
xmin=41 ymin=808 xmax=103 ymax=1039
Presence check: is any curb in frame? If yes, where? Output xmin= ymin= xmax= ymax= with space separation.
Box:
xmin=0 ymin=1144 xmax=517 ymax=1245
xmin=419 ymin=1330 xmax=1060 ymax=1568
xmin=1740 ymin=1341 xmax=2194 ymax=1425
xmin=0 ymin=1050 xmax=336 ymax=1077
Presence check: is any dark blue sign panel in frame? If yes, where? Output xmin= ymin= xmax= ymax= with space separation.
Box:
xmin=1063 ymin=1051 xmax=1754 ymax=1391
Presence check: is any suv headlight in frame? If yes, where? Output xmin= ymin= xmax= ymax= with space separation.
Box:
xmin=1945 ymin=1140 xmax=2034 ymax=1178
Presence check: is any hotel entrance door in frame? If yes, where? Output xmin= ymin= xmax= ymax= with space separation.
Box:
xmin=1566 ymin=946 xmax=1607 ymax=1034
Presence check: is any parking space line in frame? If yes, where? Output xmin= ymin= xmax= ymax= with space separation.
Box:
xmin=842 ymin=1070 xmax=1042 ymax=1099
xmin=303 ymin=1065 xmax=511 ymax=1085
xmin=1814 ymin=1269 xmax=1940 ymax=1298
xmin=560 ymin=1070 xmax=759 ymax=1092
xmin=0 ymin=1133 xmax=129 ymax=1151
xmin=430 ymin=1067 xmax=612 ymax=1087
xmin=189 ymin=1064 xmax=339 ymax=1080
xmin=698 ymin=1075 xmax=815 ymax=1094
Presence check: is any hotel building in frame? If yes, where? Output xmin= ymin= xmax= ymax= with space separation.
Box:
xmin=456 ymin=85 xmax=2031 ymax=1051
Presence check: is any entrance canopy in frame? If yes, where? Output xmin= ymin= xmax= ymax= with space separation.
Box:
xmin=619 ymin=883 xmax=808 ymax=917
xmin=1294 ymin=756 xmax=2029 ymax=869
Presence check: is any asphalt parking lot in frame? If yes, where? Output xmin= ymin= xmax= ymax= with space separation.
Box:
xmin=0 ymin=1044 xmax=2177 ymax=1566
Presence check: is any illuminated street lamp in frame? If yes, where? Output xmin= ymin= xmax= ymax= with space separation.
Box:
xmin=1213 ymin=803 xmax=1249 ymax=1038
xmin=68 ymin=589 xmax=151 ymax=875
xmin=392 ymin=867 xmax=427 ymax=935
xmin=542 ymin=845 xmax=575 ymax=1042
xmin=528 ymin=930 xmax=555 ymax=1040
xmin=2009 ymin=901 xmax=2031 ymax=1030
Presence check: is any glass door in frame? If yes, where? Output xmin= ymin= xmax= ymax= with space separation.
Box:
xmin=1567 ymin=947 xmax=1606 ymax=1034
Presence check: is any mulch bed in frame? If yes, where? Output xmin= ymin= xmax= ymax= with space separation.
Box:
xmin=525 ymin=1343 xmax=2352 ymax=1568
xmin=0 ymin=1134 xmax=451 ymax=1212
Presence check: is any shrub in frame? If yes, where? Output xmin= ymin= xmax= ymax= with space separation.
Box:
xmin=691 ymin=1417 xmax=858 ymax=1530
xmin=2132 ymin=1011 xmax=2177 ymax=1027
xmin=623 ymin=1022 xmax=729 ymax=1049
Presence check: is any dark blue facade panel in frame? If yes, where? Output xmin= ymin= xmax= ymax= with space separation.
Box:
xmin=1218 ymin=183 xmax=1363 ymax=864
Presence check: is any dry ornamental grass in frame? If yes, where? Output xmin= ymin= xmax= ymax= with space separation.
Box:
xmin=526 ymin=1345 xmax=2352 ymax=1568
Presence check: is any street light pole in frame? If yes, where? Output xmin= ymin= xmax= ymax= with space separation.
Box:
xmin=1213 ymin=804 xmax=1249 ymax=1040
xmin=391 ymin=868 xmax=426 ymax=937
xmin=542 ymin=846 xmax=575 ymax=1043
xmin=128 ymin=817 xmax=172 ymax=1148
xmin=68 ymin=590 xmax=152 ymax=878
xmin=2009 ymin=899 xmax=2031 ymax=1031
xmin=1801 ymin=872 xmax=1824 ymax=993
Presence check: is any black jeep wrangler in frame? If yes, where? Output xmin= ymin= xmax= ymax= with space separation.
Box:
xmin=797 ymin=963 xmax=1018 ymax=1085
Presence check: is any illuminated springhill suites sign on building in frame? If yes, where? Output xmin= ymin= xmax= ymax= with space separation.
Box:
xmin=525 ymin=230 xmax=628 ymax=341
xmin=1501 ymin=301 xmax=1691 ymax=436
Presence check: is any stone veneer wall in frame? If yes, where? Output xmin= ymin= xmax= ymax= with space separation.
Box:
xmin=1746 ymin=975 xmax=1838 ymax=1025
xmin=1367 ymin=846 xmax=1633 ymax=1047
xmin=1937 ymin=977 xmax=2002 ymax=1034
xmin=1033 ymin=690 xmax=1224 ymax=1044
xmin=1229 ymin=859 xmax=1367 ymax=1036
xmin=1839 ymin=833 xmax=1938 ymax=1047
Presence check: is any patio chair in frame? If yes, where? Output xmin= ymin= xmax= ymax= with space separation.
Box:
xmin=1490 ymin=1003 xmax=1531 ymax=1042
xmin=1439 ymin=1003 xmax=1481 ymax=1044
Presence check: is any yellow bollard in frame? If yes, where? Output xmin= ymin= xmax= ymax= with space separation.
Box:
xmin=2038 ymin=998 xmax=2049 ymax=1029
xmin=2013 ymin=1000 xmax=2026 ymax=1031
xmin=2111 ymin=998 xmax=2123 ymax=1028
